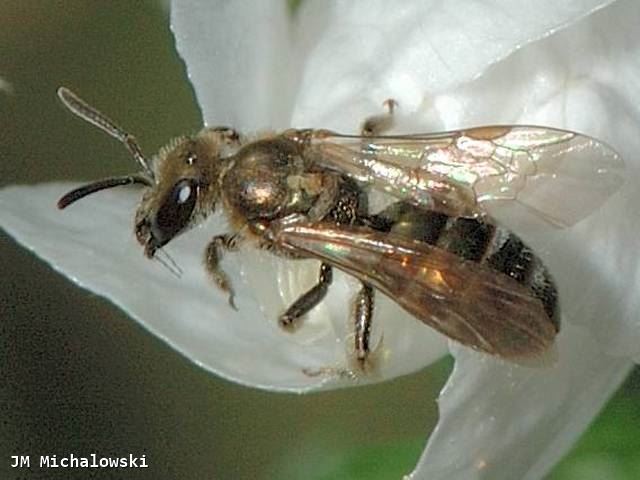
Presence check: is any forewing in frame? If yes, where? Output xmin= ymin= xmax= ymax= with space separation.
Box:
xmin=272 ymin=222 xmax=557 ymax=359
xmin=309 ymin=126 xmax=624 ymax=227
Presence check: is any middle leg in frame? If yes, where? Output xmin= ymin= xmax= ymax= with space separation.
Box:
xmin=279 ymin=262 xmax=333 ymax=331
xmin=278 ymin=175 xmax=363 ymax=331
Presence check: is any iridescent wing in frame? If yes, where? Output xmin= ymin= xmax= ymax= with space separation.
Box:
xmin=308 ymin=126 xmax=624 ymax=227
xmin=271 ymin=221 xmax=557 ymax=360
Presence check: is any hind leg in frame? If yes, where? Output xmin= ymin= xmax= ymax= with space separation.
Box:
xmin=352 ymin=282 xmax=376 ymax=371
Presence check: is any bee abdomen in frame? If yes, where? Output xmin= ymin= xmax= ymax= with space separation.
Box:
xmin=369 ymin=203 xmax=559 ymax=329
xmin=436 ymin=216 xmax=496 ymax=262
xmin=483 ymin=227 xmax=559 ymax=331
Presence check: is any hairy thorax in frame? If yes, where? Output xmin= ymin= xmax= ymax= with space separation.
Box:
xmin=221 ymin=136 xmax=335 ymax=228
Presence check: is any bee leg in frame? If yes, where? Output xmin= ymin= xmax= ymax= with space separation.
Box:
xmin=360 ymin=99 xmax=397 ymax=136
xmin=303 ymin=282 xmax=378 ymax=379
xmin=279 ymin=262 xmax=333 ymax=331
xmin=353 ymin=282 xmax=376 ymax=371
xmin=204 ymin=234 xmax=242 ymax=310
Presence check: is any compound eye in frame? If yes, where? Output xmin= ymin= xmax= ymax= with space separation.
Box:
xmin=151 ymin=179 xmax=198 ymax=247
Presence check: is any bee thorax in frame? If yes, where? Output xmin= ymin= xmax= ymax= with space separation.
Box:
xmin=221 ymin=137 xmax=317 ymax=221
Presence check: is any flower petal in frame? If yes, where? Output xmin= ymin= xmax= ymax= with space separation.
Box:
xmin=409 ymin=1 xmax=640 ymax=477
xmin=171 ymin=0 xmax=296 ymax=130
xmin=0 ymin=183 xmax=448 ymax=391
xmin=172 ymin=0 xmax=615 ymax=133
xmin=410 ymin=326 xmax=632 ymax=480
xmin=428 ymin=0 xmax=640 ymax=358
xmin=290 ymin=0 xmax=616 ymax=131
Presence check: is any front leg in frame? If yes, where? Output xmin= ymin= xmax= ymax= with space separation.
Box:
xmin=204 ymin=233 xmax=242 ymax=309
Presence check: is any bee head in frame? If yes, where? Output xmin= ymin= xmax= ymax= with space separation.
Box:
xmin=133 ymin=128 xmax=239 ymax=257
xmin=56 ymin=87 xmax=240 ymax=259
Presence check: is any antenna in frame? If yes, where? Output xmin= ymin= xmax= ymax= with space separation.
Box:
xmin=57 ymin=87 xmax=153 ymax=176
xmin=57 ymin=174 xmax=151 ymax=209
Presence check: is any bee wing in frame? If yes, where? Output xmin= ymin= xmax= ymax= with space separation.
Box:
xmin=310 ymin=126 xmax=624 ymax=228
xmin=272 ymin=222 xmax=557 ymax=360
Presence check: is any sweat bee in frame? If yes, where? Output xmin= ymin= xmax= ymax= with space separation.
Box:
xmin=56 ymin=87 xmax=624 ymax=372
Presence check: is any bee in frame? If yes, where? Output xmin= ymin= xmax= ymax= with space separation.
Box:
xmin=56 ymin=87 xmax=624 ymax=372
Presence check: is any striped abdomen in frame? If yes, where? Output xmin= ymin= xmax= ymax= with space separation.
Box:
xmin=368 ymin=202 xmax=560 ymax=331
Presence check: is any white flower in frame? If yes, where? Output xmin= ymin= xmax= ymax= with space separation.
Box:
xmin=1 ymin=0 xmax=639 ymax=478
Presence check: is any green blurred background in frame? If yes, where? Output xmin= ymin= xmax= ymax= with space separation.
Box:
xmin=0 ymin=2 xmax=638 ymax=479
